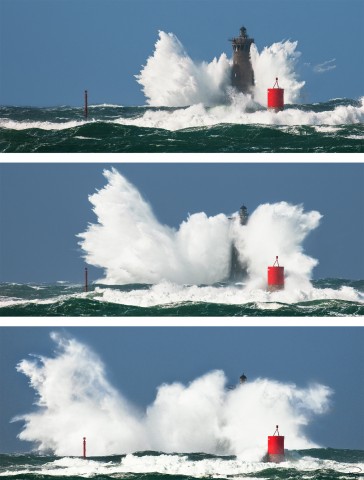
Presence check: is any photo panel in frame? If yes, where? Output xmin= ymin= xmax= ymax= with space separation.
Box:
xmin=0 ymin=326 xmax=363 ymax=477
xmin=0 ymin=161 xmax=363 ymax=317
xmin=1 ymin=0 xmax=363 ymax=153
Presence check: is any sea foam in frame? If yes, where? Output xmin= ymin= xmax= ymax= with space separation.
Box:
xmin=3 ymin=453 xmax=363 ymax=478
xmin=113 ymin=97 xmax=364 ymax=131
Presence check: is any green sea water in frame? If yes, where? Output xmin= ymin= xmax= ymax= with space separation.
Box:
xmin=0 ymin=449 xmax=363 ymax=480
xmin=1 ymin=279 xmax=363 ymax=316
xmin=0 ymin=99 xmax=363 ymax=153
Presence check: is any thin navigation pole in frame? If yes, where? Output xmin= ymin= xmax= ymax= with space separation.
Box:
xmin=84 ymin=90 xmax=88 ymax=120
xmin=84 ymin=267 xmax=88 ymax=292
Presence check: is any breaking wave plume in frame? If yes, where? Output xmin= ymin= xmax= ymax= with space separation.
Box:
xmin=136 ymin=31 xmax=231 ymax=107
xmin=115 ymin=31 xmax=364 ymax=131
xmin=78 ymin=168 xmax=232 ymax=285
xmin=78 ymin=168 xmax=321 ymax=289
xmin=136 ymin=31 xmax=304 ymax=108
xmin=232 ymin=203 xmax=321 ymax=291
xmin=250 ymin=41 xmax=305 ymax=105
xmin=14 ymin=333 xmax=332 ymax=458
xmin=14 ymin=332 xmax=145 ymax=455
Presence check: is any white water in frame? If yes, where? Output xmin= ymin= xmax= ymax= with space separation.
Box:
xmin=113 ymin=97 xmax=364 ymax=131
xmin=14 ymin=332 xmax=332 ymax=458
xmin=2 ymin=455 xmax=363 ymax=478
xmin=1 ymin=98 xmax=363 ymax=132
xmin=78 ymin=168 xmax=321 ymax=288
xmin=90 ymin=282 xmax=363 ymax=309
xmin=0 ymin=281 xmax=362 ymax=311
xmin=0 ymin=118 xmax=87 ymax=131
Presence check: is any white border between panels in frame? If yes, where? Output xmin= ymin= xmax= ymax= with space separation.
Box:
xmin=1 ymin=317 xmax=364 ymax=327
xmin=1 ymin=152 xmax=363 ymax=163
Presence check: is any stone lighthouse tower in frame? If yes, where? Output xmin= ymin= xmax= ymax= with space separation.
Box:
xmin=229 ymin=27 xmax=255 ymax=94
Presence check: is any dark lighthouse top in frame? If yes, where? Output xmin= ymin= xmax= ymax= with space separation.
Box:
xmin=229 ymin=27 xmax=255 ymax=94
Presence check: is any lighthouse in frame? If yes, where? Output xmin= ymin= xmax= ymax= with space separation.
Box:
xmin=229 ymin=27 xmax=255 ymax=94
xmin=229 ymin=205 xmax=249 ymax=282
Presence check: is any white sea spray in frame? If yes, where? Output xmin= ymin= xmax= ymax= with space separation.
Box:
xmin=78 ymin=168 xmax=321 ymax=288
xmin=14 ymin=333 xmax=333 ymax=458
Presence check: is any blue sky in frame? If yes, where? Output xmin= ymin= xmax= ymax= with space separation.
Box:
xmin=0 ymin=0 xmax=363 ymax=106
xmin=0 ymin=327 xmax=363 ymax=453
xmin=0 ymin=162 xmax=363 ymax=283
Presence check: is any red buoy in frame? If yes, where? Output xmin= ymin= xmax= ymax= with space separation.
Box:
xmin=267 ymin=78 xmax=284 ymax=112
xmin=267 ymin=425 xmax=285 ymax=463
xmin=83 ymin=437 xmax=86 ymax=458
xmin=267 ymin=256 xmax=284 ymax=291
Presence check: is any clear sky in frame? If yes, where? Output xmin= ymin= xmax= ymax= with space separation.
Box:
xmin=0 ymin=327 xmax=363 ymax=453
xmin=0 ymin=0 xmax=363 ymax=106
xmin=0 ymin=162 xmax=363 ymax=283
